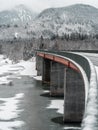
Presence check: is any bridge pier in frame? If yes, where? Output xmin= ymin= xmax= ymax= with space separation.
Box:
xmin=42 ymin=59 xmax=65 ymax=96
xmin=64 ymin=68 xmax=85 ymax=122
xmin=36 ymin=56 xmax=43 ymax=76
xmin=42 ymin=59 xmax=51 ymax=84
xmin=50 ymin=61 xmax=65 ymax=96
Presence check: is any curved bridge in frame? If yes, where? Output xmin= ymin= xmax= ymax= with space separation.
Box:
xmin=36 ymin=50 xmax=97 ymax=124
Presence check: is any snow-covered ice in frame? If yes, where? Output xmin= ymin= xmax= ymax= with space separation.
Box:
xmin=0 ymin=121 xmax=24 ymax=130
xmin=95 ymin=66 xmax=98 ymax=79
xmin=0 ymin=55 xmax=42 ymax=85
xmin=0 ymin=93 xmax=24 ymax=130
xmin=0 ymin=93 xmax=24 ymax=120
xmin=46 ymin=99 xmax=64 ymax=114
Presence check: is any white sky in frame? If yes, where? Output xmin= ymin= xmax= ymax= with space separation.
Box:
xmin=0 ymin=0 xmax=98 ymax=12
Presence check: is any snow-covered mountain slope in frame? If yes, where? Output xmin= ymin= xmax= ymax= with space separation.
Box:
xmin=0 ymin=4 xmax=37 ymax=25
xmin=1 ymin=4 xmax=98 ymax=39
xmin=28 ymin=4 xmax=98 ymax=38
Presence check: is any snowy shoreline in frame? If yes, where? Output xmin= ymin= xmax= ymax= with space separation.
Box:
xmin=0 ymin=55 xmax=42 ymax=85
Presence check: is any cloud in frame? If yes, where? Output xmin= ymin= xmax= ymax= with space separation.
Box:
xmin=0 ymin=0 xmax=98 ymax=12
xmin=24 ymin=0 xmax=98 ymax=12
xmin=27 ymin=0 xmax=51 ymax=12
xmin=0 ymin=0 xmax=51 ymax=12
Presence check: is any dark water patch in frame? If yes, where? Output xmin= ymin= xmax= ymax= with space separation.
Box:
xmin=0 ymin=100 xmax=5 ymax=104
xmin=51 ymin=116 xmax=81 ymax=127
xmin=51 ymin=116 xmax=65 ymax=125
xmin=40 ymin=92 xmax=64 ymax=99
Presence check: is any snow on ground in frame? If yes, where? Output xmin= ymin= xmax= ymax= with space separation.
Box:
xmin=16 ymin=58 xmax=37 ymax=76
xmin=0 ymin=93 xmax=24 ymax=120
xmin=0 ymin=121 xmax=24 ymax=130
xmin=95 ymin=66 xmax=98 ymax=79
xmin=43 ymin=89 xmax=64 ymax=116
xmin=46 ymin=99 xmax=64 ymax=114
xmin=0 ymin=93 xmax=24 ymax=130
xmin=0 ymin=55 xmax=41 ymax=85
xmin=64 ymin=127 xmax=81 ymax=130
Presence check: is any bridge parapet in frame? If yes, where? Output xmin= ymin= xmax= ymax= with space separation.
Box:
xmin=37 ymin=50 xmax=90 ymax=81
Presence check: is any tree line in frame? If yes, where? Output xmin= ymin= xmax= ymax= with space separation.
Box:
xmin=50 ymin=33 xmax=98 ymax=41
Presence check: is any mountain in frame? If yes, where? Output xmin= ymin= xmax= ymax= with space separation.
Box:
xmin=28 ymin=4 xmax=98 ymax=38
xmin=0 ymin=4 xmax=37 ymax=25
xmin=1 ymin=4 xmax=98 ymax=40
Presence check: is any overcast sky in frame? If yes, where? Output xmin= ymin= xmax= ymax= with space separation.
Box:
xmin=0 ymin=0 xmax=98 ymax=12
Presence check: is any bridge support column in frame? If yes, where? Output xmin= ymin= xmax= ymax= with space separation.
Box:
xmin=63 ymin=68 xmax=85 ymax=122
xmin=50 ymin=61 xmax=65 ymax=96
xmin=42 ymin=59 xmax=51 ymax=84
xmin=36 ymin=56 xmax=43 ymax=76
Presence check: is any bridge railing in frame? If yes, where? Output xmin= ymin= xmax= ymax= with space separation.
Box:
xmin=36 ymin=50 xmax=91 ymax=82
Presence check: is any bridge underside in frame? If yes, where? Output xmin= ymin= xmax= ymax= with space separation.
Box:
xmin=36 ymin=54 xmax=85 ymax=122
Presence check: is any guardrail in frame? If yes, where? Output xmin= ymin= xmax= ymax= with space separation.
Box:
xmin=36 ymin=50 xmax=91 ymax=82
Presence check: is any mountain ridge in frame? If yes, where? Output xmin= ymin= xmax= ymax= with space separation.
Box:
xmin=28 ymin=4 xmax=98 ymax=38
xmin=1 ymin=4 xmax=98 ymax=39
xmin=0 ymin=4 xmax=37 ymax=25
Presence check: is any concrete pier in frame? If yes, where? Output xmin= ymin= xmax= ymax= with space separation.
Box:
xmin=36 ymin=56 xmax=43 ymax=76
xmin=42 ymin=59 xmax=51 ymax=84
xmin=50 ymin=61 xmax=65 ymax=96
xmin=64 ymin=68 xmax=85 ymax=122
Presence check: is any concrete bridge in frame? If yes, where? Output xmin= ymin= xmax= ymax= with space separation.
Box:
xmin=36 ymin=50 xmax=98 ymax=125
